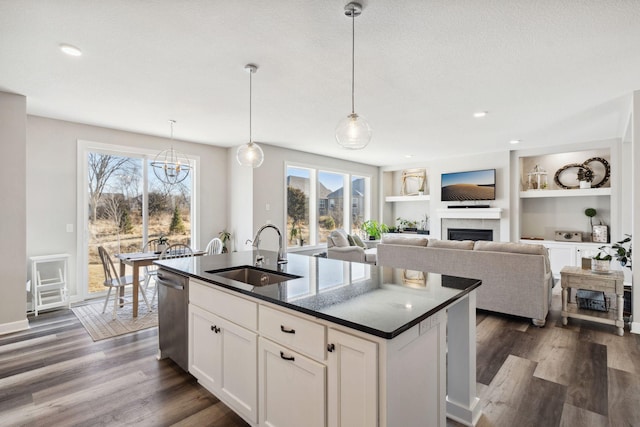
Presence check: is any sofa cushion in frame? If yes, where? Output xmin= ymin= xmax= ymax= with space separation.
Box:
xmin=347 ymin=234 xmax=356 ymax=246
xmin=381 ymin=235 xmax=429 ymax=247
xmin=474 ymin=241 xmax=546 ymax=255
xmin=352 ymin=234 xmax=367 ymax=248
xmin=329 ymin=230 xmax=350 ymax=248
xmin=428 ymin=239 xmax=475 ymax=250
xmin=364 ymin=248 xmax=377 ymax=263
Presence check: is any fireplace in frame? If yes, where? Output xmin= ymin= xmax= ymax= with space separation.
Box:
xmin=448 ymin=228 xmax=493 ymax=242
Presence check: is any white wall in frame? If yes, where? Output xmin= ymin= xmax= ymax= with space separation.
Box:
xmin=631 ymin=91 xmax=639 ymax=335
xmin=26 ymin=116 xmax=228 ymax=298
xmin=250 ymin=144 xmax=379 ymax=252
xmin=228 ymin=146 xmax=254 ymax=253
xmin=0 ymin=92 xmax=28 ymax=334
xmin=382 ymin=151 xmax=511 ymax=240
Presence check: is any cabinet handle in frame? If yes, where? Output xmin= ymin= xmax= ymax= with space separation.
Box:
xmin=280 ymin=325 xmax=296 ymax=334
xmin=327 ymin=343 xmax=335 ymax=352
xmin=280 ymin=351 xmax=295 ymax=361
xmin=211 ymin=325 xmax=220 ymax=333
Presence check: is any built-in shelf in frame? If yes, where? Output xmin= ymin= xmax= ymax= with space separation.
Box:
xmin=437 ymin=208 xmax=502 ymax=219
xmin=519 ymin=187 xmax=611 ymax=199
xmin=385 ymin=195 xmax=430 ymax=202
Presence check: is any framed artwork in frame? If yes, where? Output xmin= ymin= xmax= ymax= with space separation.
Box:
xmin=401 ymin=168 xmax=427 ymax=196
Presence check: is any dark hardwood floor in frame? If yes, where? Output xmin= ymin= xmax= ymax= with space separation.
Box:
xmin=1 ymin=290 xmax=639 ymax=426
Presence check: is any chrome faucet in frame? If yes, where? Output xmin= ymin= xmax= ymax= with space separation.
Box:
xmin=252 ymin=224 xmax=288 ymax=265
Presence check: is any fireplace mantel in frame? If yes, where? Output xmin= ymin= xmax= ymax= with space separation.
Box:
xmin=437 ymin=208 xmax=502 ymax=220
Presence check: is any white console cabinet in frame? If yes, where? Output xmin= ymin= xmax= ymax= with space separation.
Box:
xmin=521 ymin=240 xmax=606 ymax=280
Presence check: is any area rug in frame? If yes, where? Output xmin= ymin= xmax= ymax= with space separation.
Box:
xmin=72 ymin=288 xmax=158 ymax=341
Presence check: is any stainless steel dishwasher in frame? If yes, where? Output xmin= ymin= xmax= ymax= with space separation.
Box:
xmin=157 ymin=268 xmax=189 ymax=371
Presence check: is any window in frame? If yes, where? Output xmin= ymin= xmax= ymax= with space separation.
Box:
xmin=286 ymin=165 xmax=370 ymax=248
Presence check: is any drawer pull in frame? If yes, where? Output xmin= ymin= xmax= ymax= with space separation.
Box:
xmin=280 ymin=351 xmax=295 ymax=361
xmin=211 ymin=325 xmax=220 ymax=333
xmin=327 ymin=343 xmax=335 ymax=352
xmin=280 ymin=325 xmax=296 ymax=334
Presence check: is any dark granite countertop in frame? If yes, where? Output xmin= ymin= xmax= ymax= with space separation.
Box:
xmin=155 ymin=251 xmax=481 ymax=339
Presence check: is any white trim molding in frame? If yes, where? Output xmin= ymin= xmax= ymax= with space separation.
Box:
xmin=0 ymin=319 xmax=29 ymax=336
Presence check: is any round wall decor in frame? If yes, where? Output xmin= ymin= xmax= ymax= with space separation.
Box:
xmin=554 ymin=157 xmax=610 ymax=189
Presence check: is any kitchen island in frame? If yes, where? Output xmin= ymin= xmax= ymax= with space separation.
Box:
xmin=156 ymin=251 xmax=482 ymax=427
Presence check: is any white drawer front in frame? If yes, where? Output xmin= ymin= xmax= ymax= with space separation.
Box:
xmin=190 ymin=280 xmax=257 ymax=330
xmin=259 ymin=305 xmax=326 ymax=361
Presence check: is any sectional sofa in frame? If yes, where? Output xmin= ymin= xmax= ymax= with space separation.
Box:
xmin=377 ymin=236 xmax=554 ymax=326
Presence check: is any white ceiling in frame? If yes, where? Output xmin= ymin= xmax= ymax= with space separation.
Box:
xmin=1 ymin=0 xmax=639 ymax=166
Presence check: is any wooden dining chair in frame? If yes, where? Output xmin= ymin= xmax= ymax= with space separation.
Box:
xmin=98 ymin=246 xmax=151 ymax=320
xmin=142 ymin=238 xmax=162 ymax=305
xmin=205 ymin=237 xmax=223 ymax=255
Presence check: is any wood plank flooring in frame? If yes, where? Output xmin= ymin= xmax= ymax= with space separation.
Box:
xmin=1 ymin=290 xmax=639 ymax=426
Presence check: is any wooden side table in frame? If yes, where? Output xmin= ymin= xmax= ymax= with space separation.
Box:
xmin=560 ymin=266 xmax=625 ymax=336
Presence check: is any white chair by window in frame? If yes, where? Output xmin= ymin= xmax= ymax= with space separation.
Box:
xmin=151 ymin=243 xmax=194 ymax=305
xmin=98 ymin=246 xmax=151 ymax=320
xmin=205 ymin=237 xmax=223 ymax=255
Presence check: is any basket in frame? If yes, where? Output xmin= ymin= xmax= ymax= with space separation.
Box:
xmin=576 ymin=290 xmax=610 ymax=312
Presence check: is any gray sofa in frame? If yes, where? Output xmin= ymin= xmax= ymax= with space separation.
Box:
xmin=377 ymin=237 xmax=554 ymax=326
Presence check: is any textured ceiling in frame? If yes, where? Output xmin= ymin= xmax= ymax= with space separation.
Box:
xmin=1 ymin=0 xmax=639 ymax=166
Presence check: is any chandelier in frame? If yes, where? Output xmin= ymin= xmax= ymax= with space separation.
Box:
xmin=151 ymin=120 xmax=191 ymax=185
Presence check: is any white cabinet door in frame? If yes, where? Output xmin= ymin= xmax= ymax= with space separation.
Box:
xmin=189 ymin=304 xmax=258 ymax=423
xmin=543 ymin=243 xmax=576 ymax=279
xmin=327 ymin=329 xmax=378 ymax=427
xmin=189 ymin=304 xmax=222 ymax=390
xmin=258 ymin=337 xmax=326 ymax=427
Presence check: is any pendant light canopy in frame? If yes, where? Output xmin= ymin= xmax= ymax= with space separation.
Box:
xmin=336 ymin=2 xmax=372 ymax=150
xmin=236 ymin=64 xmax=265 ymax=168
xmin=151 ymin=120 xmax=191 ymax=185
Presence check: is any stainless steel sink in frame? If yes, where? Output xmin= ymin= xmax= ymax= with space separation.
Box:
xmin=207 ymin=266 xmax=301 ymax=287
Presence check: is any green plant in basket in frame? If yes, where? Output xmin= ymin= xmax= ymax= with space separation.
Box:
xmin=595 ymin=234 xmax=632 ymax=270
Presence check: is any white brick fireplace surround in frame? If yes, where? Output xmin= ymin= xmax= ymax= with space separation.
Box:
xmin=437 ymin=208 xmax=503 ymax=241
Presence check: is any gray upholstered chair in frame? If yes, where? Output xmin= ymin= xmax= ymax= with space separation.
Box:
xmin=326 ymin=229 xmax=377 ymax=264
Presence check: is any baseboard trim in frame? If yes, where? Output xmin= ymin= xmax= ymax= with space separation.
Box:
xmin=0 ymin=318 xmax=29 ymax=336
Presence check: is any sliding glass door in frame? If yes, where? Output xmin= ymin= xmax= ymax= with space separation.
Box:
xmin=81 ymin=144 xmax=194 ymax=297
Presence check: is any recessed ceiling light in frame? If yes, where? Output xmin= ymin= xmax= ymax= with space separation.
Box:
xmin=473 ymin=111 xmax=488 ymax=118
xmin=404 ymin=154 xmax=413 ymax=158
xmin=509 ymin=139 xmax=521 ymax=145
xmin=59 ymin=44 xmax=82 ymax=56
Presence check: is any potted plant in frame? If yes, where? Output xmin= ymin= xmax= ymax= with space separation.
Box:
xmin=593 ymin=235 xmax=632 ymax=273
xmin=397 ymin=217 xmax=417 ymax=232
xmin=361 ymin=220 xmax=388 ymax=240
xmin=156 ymin=234 xmax=169 ymax=253
xmin=577 ymin=167 xmax=594 ymax=189
xmin=218 ymin=229 xmax=231 ymax=253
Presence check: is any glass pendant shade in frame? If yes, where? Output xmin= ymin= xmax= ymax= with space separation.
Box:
xmin=336 ymin=112 xmax=372 ymax=149
xmin=236 ymin=141 xmax=264 ymax=168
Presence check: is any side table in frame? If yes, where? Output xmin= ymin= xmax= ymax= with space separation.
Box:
xmin=560 ymin=266 xmax=625 ymax=336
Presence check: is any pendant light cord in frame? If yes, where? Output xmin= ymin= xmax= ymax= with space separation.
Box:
xmin=249 ymin=70 xmax=253 ymax=143
xmin=351 ymin=8 xmax=355 ymax=115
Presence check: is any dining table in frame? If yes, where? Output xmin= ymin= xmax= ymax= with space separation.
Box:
xmin=116 ymin=250 xmax=206 ymax=317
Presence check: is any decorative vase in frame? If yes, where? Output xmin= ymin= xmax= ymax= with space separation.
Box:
xmin=157 ymin=243 xmax=168 ymax=253
xmin=580 ymin=180 xmax=591 ymax=189
xmin=591 ymin=259 xmax=610 ymax=272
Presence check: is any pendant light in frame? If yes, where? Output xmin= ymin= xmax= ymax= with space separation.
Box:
xmin=236 ymin=64 xmax=265 ymax=168
xmin=335 ymin=2 xmax=372 ymax=150
xmin=151 ymin=120 xmax=191 ymax=185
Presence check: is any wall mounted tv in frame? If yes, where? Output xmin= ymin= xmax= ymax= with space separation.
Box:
xmin=441 ymin=169 xmax=496 ymax=201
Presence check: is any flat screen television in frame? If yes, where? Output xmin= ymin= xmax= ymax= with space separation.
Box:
xmin=441 ymin=169 xmax=496 ymax=201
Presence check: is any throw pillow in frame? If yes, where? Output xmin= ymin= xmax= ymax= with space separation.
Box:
xmin=352 ymin=234 xmax=367 ymax=248
xmin=347 ymin=234 xmax=356 ymax=246
xmin=474 ymin=241 xmax=545 ymax=255
xmin=428 ymin=239 xmax=475 ymax=250
xmin=330 ymin=230 xmax=350 ymax=248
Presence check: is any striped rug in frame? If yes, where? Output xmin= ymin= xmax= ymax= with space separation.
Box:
xmin=72 ymin=289 xmax=158 ymax=341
